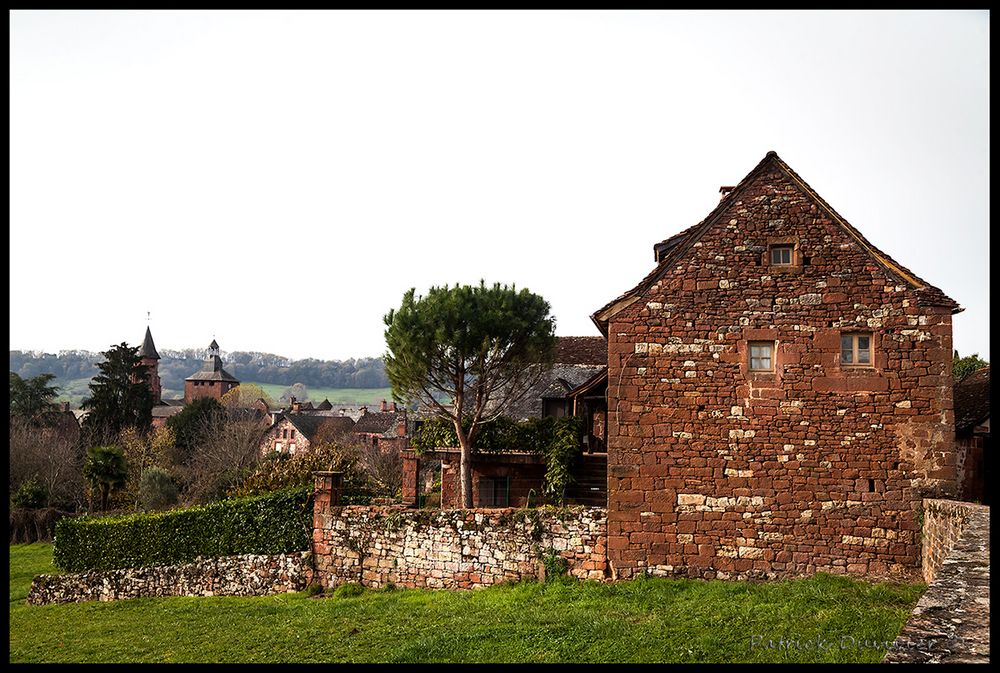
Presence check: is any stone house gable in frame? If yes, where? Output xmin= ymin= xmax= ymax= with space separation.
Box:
xmin=595 ymin=151 xmax=961 ymax=581
xmin=260 ymin=416 xmax=310 ymax=456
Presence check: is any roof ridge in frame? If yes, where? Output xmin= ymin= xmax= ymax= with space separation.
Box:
xmin=592 ymin=151 xmax=960 ymax=333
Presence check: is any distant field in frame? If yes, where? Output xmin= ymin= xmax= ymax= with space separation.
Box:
xmin=248 ymin=383 xmax=393 ymax=405
xmin=50 ymin=378 xmax=390 ymax=407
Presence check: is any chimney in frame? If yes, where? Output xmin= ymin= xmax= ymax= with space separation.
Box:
xmin=291 ymin=398 xmax=301 ymax=413
xmin=380 ymin=399 xmax=388 ymax=412
xmin=397 ymin=417 xmax=407 ymax=437
xmin=719 ymin=185 xmax=735 ymax=200
xmin=359 ymin=406 xmax=367 ymax=416
xmin=62 ymin=401 xmax=70 ymax=412
xmin=392 ymin=402 xmax=398 ymax=412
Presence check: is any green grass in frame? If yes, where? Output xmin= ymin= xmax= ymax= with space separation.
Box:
xmin=10 ymin=543 xmax=921 ymax=663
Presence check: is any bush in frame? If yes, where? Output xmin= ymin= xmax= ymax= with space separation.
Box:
xmin=53 ymin=487 xmax=312 ymax=572
xmin=229 ymin=442 xmax=372 ymax=504
xmin=13 ymin=478 xmax=47 ymax=509
xmin=333 ymin=582 xmax=366 ymax=598
xmin=540 ymin=550 xmax=570 ymax=582
xmin=138 ymin=467 xmax=179 ymax=512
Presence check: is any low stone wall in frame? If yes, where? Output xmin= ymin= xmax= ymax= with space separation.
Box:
xmin=884 ymin=500 xmax=990 ymax=664
xmin=920 ymin=499 xmax=982 ymax=584
xmin=26 ymin=552 xmax=310 ymax=605
xmin=312 ymin=505 xmax=608 ymax=589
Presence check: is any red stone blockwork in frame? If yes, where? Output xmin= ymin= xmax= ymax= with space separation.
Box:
xmin=605 ymin=167 xmax=957 ymax=581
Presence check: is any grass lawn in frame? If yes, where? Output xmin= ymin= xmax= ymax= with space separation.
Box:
xmin=10 ymin=544 xmax=920 ymax=663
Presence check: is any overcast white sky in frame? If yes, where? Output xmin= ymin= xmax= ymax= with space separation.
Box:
xmin=9 ymin=10 xmax=990 ymax=362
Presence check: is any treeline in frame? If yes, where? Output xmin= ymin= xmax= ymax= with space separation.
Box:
xmin=9 ymin=349 xmax=389 ymax=392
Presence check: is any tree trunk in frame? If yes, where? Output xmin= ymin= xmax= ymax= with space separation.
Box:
xmin=453 ymin=419 xmax=474 ymax=509
xmin=100 ymin=485 xmax=109 ymax=512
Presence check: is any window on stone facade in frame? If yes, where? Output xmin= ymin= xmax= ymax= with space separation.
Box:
xmin=275 ymin=442 xmax=283 ymax=452
xmin=770 ymin=245 xmax=793 ymax=266
xmin=841 ymin=333 xmax=872 ymax=367
xmin=282 ymin=429 xmax=288 ymax=439
xmin=291 ymin=429 xmax=296 ymax=439
xmin=748 ymin=341 xmax=774 ymax=371
xmin=478 ymin=476 xmax=510 ymax=507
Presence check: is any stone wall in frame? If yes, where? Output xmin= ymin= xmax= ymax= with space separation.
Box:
xmin=26 ymin=552 xmax=310 ymax=605
xmin=920 ymin=498 xmax=985 ymax=584
xmin=884 ymin=500 xmax=989 ymax=663
xmin=312 ymin=501 xmax=607 ymax=589
xmin=603 ymin=157 xmax=957 ymax=581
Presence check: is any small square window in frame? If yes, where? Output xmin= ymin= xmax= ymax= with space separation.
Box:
xmin=770 ymin=245 xmax=793 ymax=266
xmin=749 ymin=341 xmax=774 ymax=371
xmin=841 ymin=333 xmax=872 ymax=367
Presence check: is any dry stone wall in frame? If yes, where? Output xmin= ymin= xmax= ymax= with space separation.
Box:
xmin=884 ymin=500 xmax=989 ymax=664
xmin=26 ymin=552 xmax=309 ymax=605
xmin=312 ymin=504 xmax=607 ymax=589
xmin=920 ymin=498 xmax=983 ymax=583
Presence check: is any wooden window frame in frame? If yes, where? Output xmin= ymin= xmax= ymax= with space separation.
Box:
xmin=748 ymin=341 xmax=775 ymax=372
xmin=769 ymin=245 xmax=793 ymax=266
xmin=840 ymin=332 xmax=873 ymax=368
xmin=763 ymin=238 xmax=802 ymax=273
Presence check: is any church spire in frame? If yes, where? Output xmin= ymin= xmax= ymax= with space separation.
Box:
xmin=140 ymin=326 xmax=160 ymax=360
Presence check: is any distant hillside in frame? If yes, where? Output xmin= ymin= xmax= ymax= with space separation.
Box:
xmin=9 ymin=349 xmax=389 ymax=405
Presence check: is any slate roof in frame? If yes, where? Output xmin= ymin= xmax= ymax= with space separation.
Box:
xmin=140 ymin=327 xmax=160 ymax=360
xmin=152 ymin=404 xmax=185 ymax=419
xmin=954 ymin=366 xmax=990 ymax=434
xmin=504 ymin=364 xmax=607 ymax=421
xmin=353 ymin=411 xmax=406 ymax=436
xmin=185 ymin=354 xmax=240 ymax=383
xmin=274 ymin=413 xmax=355 ymax=441
xmin=316 ymin=398 xmax=333 ymax=410
xmin=592 ymin=151 xmax=962 ymax=333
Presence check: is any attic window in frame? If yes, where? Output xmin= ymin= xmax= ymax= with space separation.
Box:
xmin=770 ymin=245 xmax=793 ymax=266
xmin=749 ymin=341 xmax=775 ymax=372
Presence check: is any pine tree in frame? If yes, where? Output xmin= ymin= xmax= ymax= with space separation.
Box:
xmin=81 ymin=342 xmax=154 ymax=441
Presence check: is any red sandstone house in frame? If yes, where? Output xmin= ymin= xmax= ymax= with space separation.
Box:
xmin=351 ymin=401 xmax=409 ymax=454
xmin=593 ymin=151 xmax=961 ymax=580
xmin=953 ymin=366 xmax=989 ymax=504
xmin=259 ymin=412 xmax=355 ymax=456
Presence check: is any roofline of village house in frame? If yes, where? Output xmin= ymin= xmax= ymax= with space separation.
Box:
xmin=590 ymin=151 xmax=962 ymax=335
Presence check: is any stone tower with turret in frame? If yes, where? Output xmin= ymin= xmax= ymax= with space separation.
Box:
xmin=184 ymin=339 xmax=240 ymax=403
xmin=138 ymin=326 xmax=162 ymax=404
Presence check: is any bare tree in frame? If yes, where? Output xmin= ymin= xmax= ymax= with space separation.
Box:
xmin=355 ymin=438 xmax=403 ymax=498
xmin=179 ymin=413 xmax=266 ymax=504
xmin=9 ymin=417 xmax=85 ymax=510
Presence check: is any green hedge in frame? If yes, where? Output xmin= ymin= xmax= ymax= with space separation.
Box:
xmin=53 ymin=487 xmax=312 ymax=572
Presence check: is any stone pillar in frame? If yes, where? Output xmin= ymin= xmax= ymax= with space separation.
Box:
xmin=313 ymin=471 xmax=343 ymax=513
xmin=401 ymin=451 xmax=419 ymax=508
